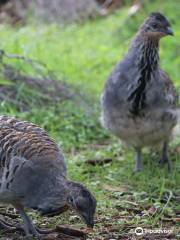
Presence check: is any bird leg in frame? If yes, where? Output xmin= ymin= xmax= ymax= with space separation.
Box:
xmin=0 ymin=212 xmax=54 ymax=237
xmin=133 ymin=148 xmax=142 ymax=173
xmin=0 ymin=209 xmax=86 ymax=238
xmin=159 ymin=142 xmax=172 ymax=171
xmin=15 ymin=205 xmax=41 ymax=238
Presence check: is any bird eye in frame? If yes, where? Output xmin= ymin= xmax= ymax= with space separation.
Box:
xmin=67 ymin=196 xmax=74 ymax=204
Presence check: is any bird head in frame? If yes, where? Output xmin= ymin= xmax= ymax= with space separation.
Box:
xmin=67 ymin=181 xmax=96 ymax=228
xmin=142 ymin=12 xmax=173 ymax=38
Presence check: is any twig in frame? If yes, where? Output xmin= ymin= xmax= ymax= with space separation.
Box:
xmin=0 ymin=49 xmax=55 ymax=80
xmin=56 ymin=226 xmax=86 ymax=239
xmin=160 ymin=190 xmax=173 ymax=216
xmin=0 ymin=211 xmax=19 ymax=219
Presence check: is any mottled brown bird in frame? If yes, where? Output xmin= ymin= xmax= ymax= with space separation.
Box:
xmin=0 ymin=116 xmax=96 ymax=238
xmin=101 ymin=12 xmax=178 ymax=172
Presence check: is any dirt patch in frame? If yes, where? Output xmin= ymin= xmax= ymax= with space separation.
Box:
xmin=0 ymin=193 xmax=178 ymax=240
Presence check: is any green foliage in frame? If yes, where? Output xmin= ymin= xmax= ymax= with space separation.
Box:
xmin=0 ymin=1 xmax=179 ymax=94
xmin=0 ymin=100 xmax=109 ymax=151
xmin=0 ymin=0 xmax=179 ymax=151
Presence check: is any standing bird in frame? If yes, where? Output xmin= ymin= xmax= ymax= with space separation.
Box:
xmin=0 ymin=116 xmax=96 ymax=238
xmin=101 ymin=12 xmax=178 ymax=172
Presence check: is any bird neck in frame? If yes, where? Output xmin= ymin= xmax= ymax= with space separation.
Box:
xmin=127 ymin=31 xmax=160 ymax=115
xmin=137 ymin=34 xmax=160 ymax=72
xmin=132 ymin=31 xmax=160 ymax=71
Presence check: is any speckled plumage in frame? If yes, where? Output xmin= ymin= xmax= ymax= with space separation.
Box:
xmin=0 ymin=115 xmax=66 ymax=173
xmin=0 ymin=116 xmax=96 ymax=237
xmin=101 ymin=12 xmax=178 ymax=171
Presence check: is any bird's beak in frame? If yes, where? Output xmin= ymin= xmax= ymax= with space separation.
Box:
xmin=165 ymin=26 xmax=174 ymax=36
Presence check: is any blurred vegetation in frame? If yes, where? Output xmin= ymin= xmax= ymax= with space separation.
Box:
xmin=0 ymin=0 xmax=179 ymax=151
xmin=0 ymin=0 xmax=179 ymax=239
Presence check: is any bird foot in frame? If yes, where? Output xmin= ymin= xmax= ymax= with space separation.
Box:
xmin=132 ymin=167 xmax=142 ymax=175
xmin=23 ymin=227 xmax=55 ymax=239
xmin=0 ymin=218 xmax=49 ymax=239
xmin=0 ymin=217 xmax=86 ymax=239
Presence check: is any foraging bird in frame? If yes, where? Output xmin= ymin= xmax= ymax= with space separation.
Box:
xmin=101 ymin=12 xmax=178 ymax=172
xmin=0 ymin=116 xmax=96 ymax=237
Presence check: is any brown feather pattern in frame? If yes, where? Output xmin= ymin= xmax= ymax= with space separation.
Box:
xmin=0 ymin=116 xmax=60 ymax=170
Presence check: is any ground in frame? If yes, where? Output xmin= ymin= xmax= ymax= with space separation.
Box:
xmin=0 ymin=0 xmax=179 ymax=239
xmin=0 ymin=142 xmax=179 ymax=239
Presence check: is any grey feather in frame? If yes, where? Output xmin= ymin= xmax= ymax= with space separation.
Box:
xmin=101 ymin=12 xmax=178 ymax=171
xmin=0 ymin=116 xmax=96 ymax=237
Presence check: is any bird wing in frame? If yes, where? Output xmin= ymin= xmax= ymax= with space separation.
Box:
xmin=159 ymin=69 xmax=179 ymax=107
xmin=0 ymin=116 xmax=66 ymax=177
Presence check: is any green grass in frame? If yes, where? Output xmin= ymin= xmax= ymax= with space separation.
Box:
xmin=0 ymin=1 xmax=179 ymax=95
xmin=0 ymin=0 xmax=179 ymax=239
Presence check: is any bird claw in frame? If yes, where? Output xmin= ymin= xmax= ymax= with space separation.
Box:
xmin=0 ymin=218 xmax=49 ymax=239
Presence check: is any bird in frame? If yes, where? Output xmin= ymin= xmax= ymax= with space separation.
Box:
xmin=0 ymin=115 xmax=96 ymax=238
xmin=101 ymin=12 xmax=179 ymax=172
